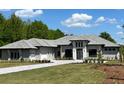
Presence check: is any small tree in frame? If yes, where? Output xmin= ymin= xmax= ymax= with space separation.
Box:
xmin=120 ymin=25 xmax=124 ymax=62
xmin=97 ymin=49 xmax=103 ymax=63
xmin=119 ymin=45 xmax=124 ymax=63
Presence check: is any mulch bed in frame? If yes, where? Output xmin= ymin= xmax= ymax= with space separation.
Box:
xmin=97 ymin=64 xmax=124 ymax=84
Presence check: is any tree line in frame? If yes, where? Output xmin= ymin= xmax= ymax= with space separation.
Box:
xmin=0 ymin=14 xmax=64 ymax=46
xmin=0 ymin=13 xmax=118 ymax=46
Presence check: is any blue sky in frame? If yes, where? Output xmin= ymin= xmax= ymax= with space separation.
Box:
xmin=0 ymin=9 xmax=124 ymax=44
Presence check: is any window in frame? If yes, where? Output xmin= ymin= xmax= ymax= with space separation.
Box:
xmin=104 ymin=48 xmax=116 ymax=51
xmin=57 ymin=51 xmax=60 ymax=57
xmin=89 ymin=49 xmax=97 ymax=57
xmin=109 ymin=48 xmax=112 ymax=51
xmin=65 ymin=49 xmax=72 ymax=58
xmin=11 ymin=52 xmax=14 ymax=59
xmin=75 ymin=41 xmax=83 ymax=47
xmin=112 ymin=48 xmax=116 ymax=51
xmin=75 ymin=42 xmax=79 ymax=47
xmin=10 ymin=51 xmax=20 ymax=60
xmin=79 ymin=42 xmax=81 ymax=47
xmin=81 ymin=42 xmax=83 ymax=47
xmin=105 ymin=48 xmax=108 ymax=51
xmin=76 ymin=42 xmax=78 ymax=47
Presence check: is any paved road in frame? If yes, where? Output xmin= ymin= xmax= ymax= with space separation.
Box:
xmin=0 ymin=60 xmax=83 ymax=75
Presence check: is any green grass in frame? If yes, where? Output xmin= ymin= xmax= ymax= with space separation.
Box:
xmin=0 ymin=61 xmax=40 ymax=68
xmin=0 ymin=64 xmax=106 ymax=84
xmin=105 ymin=60 xmax=124 ymax=65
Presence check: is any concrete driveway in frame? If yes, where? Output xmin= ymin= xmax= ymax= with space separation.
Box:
xmin=0 ymin=60 xmax=83 ymax=75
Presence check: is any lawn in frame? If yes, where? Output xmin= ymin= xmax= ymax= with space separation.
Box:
xmin=105 ymin=60 xmax=124 ymax=64
xmin=0 ymin=61 xmax=40 ymax=68
xmin=0 ymin=64 xmax=106 ymax=84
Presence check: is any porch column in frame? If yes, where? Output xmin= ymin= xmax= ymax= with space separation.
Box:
xmin=83 ymin=42 xmax=87 ymax=59
xmin=60 ymin=46 xmax=63 ymax=59
xmin=73 ymin=48 xmax=77 ymax=60
xmin=72 ymin=41 xmax=77 ymax=60
xmin=97 ymin=46 xmax=102 ymax=57
xmin=19 ymin=49 xmax=22 ymax=59
xmin=7 ymin=50 xmax=11 ymax=61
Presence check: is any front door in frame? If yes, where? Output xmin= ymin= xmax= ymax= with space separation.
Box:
xmin=76 ymin=49 xmax=83 ymax=59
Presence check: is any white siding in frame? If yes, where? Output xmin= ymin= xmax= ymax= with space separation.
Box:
xmin=29 ymin=47 xmax=55 ymax=61
xmin=40 ymin=47 xmax=55 ymax=60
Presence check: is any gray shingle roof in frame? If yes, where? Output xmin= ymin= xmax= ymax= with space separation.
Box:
xmin=0 ymin=40 xmax=37 ymax=49
xmin=0 ymin=35 xmax=120 ymax=49
xmin=28 ymin=38 xmax=57 ymax=47
xmin=82 ymin=35 xmax=119 ymax=47
xmin=54 ymin=36 xmax=72 ymax=45
xmin=55 ymin=35 xmax=120 ymax=47
xmin=54 ymin=36 xmax=89 ymax=45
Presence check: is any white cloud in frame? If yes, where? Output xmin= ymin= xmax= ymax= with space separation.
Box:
xmin=61 ymin=13 xmax=92 ymax=28
xmin=116 ymin=31 xmax=124 ymax=35
xmin=107 ymin=18 xmax=117 ymax=24
xmin=95 ymin=16 xmax=106 ymax=23
xmin=70 ymin=13 xmax=92 ymax=22
xmin=15 ymin=9 xmax=43 ymax=18
xmin=95 ymin=17 xmax=117 ymax=25
xmin=116 ymin=25 xmax=122 ymax=29
xmin=62 ymin=13 xmax=119 ymax=28
xmin=66 ymin=23 xmax=91 ymax=28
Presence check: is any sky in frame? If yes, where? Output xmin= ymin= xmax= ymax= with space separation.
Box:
xmin=0 ymin=9 xmax=124 ymax=44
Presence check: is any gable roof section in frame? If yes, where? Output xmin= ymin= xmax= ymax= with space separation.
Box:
xmin=0 ymin=40 xmax=37 ymax=49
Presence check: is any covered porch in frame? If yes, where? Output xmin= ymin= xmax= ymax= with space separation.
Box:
xmin=0 ymin=49 xmax=30 ymax=60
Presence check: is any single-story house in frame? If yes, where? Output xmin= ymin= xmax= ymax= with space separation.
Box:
xmin=0 ymin=35 xmax=120 ymax=61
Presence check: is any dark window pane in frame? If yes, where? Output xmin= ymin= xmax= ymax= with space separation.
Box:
xmin=89 ymin=49 xmax=97 ymax=57
xmin=112 ymin=48 xmax=116 ymax=51
xmin=109 ymin=48 xmax=111 ymax=51
xmin=105 ymin=48 xmax=107 ymax=51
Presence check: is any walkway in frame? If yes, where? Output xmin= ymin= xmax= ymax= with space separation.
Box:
xmin=0 ymin=60 xmax=83 ymax=75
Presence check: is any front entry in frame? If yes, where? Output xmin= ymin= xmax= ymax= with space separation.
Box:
xmin=76 ymin=49 xmax=83 ymax=59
